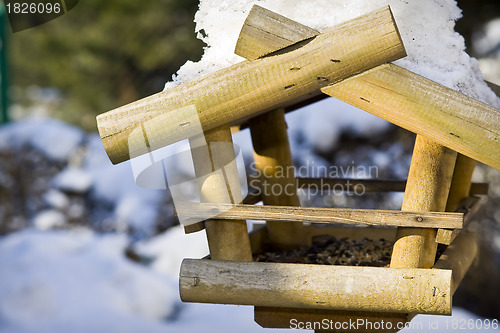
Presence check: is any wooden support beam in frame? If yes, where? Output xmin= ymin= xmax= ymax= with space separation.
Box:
xmin=435 ymin=155 xmax=478 ymax=244
xmin=446 ymin=154 xmax=476 ymax=212
xmin=249 ymin=109 xmax=305 ymax=247
xmin=175 ymin=202 xmax=464 ymax=229
xmin=179 ymin=259 xmax=452 ymax=315
xmin=390 ymin=136 xmax=457 ymax=269
xmin=436 ymin=196 xmax=482 ymax=245
xmin=321 ymin=64 xmax=500 ymax=170
xmin=188 ymin=126 xmax=252 ymax=262
xmin=97 ymin=6 xmax=406 ymax=164
xmin=434 ymin=231 xmax=478 ymax=295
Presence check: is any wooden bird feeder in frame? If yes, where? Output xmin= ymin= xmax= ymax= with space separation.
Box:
xmin=96 ymin=5 xmax=500 ymax=332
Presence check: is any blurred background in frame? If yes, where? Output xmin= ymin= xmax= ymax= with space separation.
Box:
xmin=0 ymin=0 xmax=500 ymax=332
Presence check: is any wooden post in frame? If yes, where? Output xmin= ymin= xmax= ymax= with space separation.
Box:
xmin=189 ymin=125 xmax=252 ymax=261
xmin=390 ymin=136 xmax=457 ymax=269
xmin=435 ymin=154 xmax=476 ymax=245
xmin=248 ymin=110 xmax=304 ymax=247
xmin=445 ymin=154 xmax=476 ymax=212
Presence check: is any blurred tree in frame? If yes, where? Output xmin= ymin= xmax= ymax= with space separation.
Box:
xmin=10 ymin=0 xmax=204 ymax=130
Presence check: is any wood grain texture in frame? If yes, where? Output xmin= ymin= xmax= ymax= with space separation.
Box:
xmin=436 ymin=196 xmax=482 ymax=245
xmin=390 ymin=136 xmax=457 ymax=269
xmin=235 ymin=5 xmax=319 ymax=60
xmin=249 ymin=109 xmax=305 ymax=247
xmin=433 ymin=231 xmax=478 ymax=294
xmin=175 ymin=202 xmax=464 ymax=229
xmin=188 ymin=126 xmax=252 ymax=262
xmin=179 ymin=259 xmax=452 ymax=315
xmin=97 ymin=6 xmax=406 ymax=164
xmin=446 ymin=154 xmax=476 ymax=212
xmin=322 ymin=64 xmax=500 ymax=170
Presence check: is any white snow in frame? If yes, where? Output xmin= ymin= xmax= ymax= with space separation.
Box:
xmin=0 ymin=118 xmax=85 ymax=162
xmin=166 ymin=0 xmax=500 ymax=108
xmin=52 ymin=167 xmax=93 ymax=193
xmin=0 ymin=229 xmax=178 ymax=333
xmin=0 ymin=228 xmax=497 ymax=333
xmin=43 ymin=189 xmax=70 ymax=210
xmin=134 ymin=225 xmax=209 ymax=279
xmin=32 ymin=210 xmax=66 ymax=230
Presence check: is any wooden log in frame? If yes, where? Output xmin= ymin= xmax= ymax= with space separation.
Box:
xmin=254 ymin=307 xmax=407 ymax=332
xmin=97 ymin=6 xmax=406 ymax=164
xmin=249 ymin=109 xmax=304 ymax=247
xmin=188 ymin=126 xmax=252 ymax=261
xmin=235 ymin=5 xmax=319 ymax=60
xmin=321 ymin=64 xmax=500 ymax=170
xmin=390 ymin=136 xmax=457 ymax=269
xmin=435 ymin=155 xmax=477 ymax=244
xmin=436 ymin=196 xmax=482 ymax=245
xmin=179 ymin=259 xmax=452 ymax=315
xmin=175 ymin=202 xmax=464 ymax=229
xmin=433 ymin=231 xmax=478 ymax=294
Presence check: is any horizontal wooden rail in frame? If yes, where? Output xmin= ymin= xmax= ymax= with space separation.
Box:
xmin=97 ymin=6 xmax=406 ymax=164
xmin=180 ymin=259 xmax=452 ymax=315
xmin=322 ymin=64 xmax=500 ymax=170
xmin=248 ymin=177 xmax=489 ymax=195
xmin=176 ymin=203 xmax=463 ymax=229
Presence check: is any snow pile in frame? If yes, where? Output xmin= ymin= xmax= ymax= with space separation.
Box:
xmin=170 ymin=0 xmax=499 ymax=107
xmin=163 ymin=0 xmax=500 ymax=155
xmin=0 ymin=229 xmax=177 ymax=333
xmin=0 ymin=119 xmax=85 ymax=162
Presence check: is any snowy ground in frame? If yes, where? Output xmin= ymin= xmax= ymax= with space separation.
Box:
xmin=0 ymin=227 xmax=498 ymax=333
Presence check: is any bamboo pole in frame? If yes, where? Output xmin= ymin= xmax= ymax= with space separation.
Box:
xmin=97 ymin=6 xmax=406 ymax=165
xmin=321 ymin=64 xmax=500 ymax=170
xmin=188 ymin=125 xmax=252 ymax=261
xmin=179 ymin=258 xmax=452 ymax=315
xmin=390 ymin=136 xmax=457 ymax=269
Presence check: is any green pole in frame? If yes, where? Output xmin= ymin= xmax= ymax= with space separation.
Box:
xmin=0 ymin=4 xmax=9 ymax=123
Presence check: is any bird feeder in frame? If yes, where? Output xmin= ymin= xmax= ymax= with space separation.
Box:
xmin=96 ymin=5 xmax=499 ymax=332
